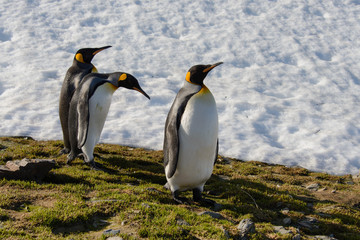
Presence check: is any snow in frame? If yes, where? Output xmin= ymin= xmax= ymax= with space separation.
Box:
xmin=1 ymin=0 xmax=360 ymax=175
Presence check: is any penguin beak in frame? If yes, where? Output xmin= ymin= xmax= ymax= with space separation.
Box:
xmin=203 ymin=62 xmax=223 ymax=73
xmin=92 ymin=45 xmax=112 ymax=55
xmin=133 ymin=87 xmax=151 ymax=100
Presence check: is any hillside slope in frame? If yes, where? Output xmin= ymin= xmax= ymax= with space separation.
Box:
xmin=0 ymin=137 xmax=359 ymax=239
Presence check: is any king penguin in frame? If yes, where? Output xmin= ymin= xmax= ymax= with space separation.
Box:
xmin=163 ymin=62 xmax=223 ymax=204
xmin=67 ymin=72 xmax=150 ymax=168
xmin=59 ymin=46 xmax=111 ymax=155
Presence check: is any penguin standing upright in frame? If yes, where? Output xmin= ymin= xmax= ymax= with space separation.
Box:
xmin=67 ymin=72 xmax=150 ymax=168
xmin=59 ymin=46 xmax=111 ymax=155
xmin=163 ymin=62 xmax=223 ymax=204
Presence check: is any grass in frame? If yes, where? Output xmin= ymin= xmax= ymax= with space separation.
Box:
xmin=0 ymin=136 xmax=359 ymax=239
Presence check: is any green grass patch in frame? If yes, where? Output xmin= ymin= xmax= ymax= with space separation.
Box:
xmin=0 ymin=137 xmax=359 ymax=239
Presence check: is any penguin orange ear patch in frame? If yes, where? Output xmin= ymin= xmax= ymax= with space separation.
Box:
xmin=119 ymin=73 xmax=127 ymax=81
xmin=185 ymin=72 xmax=191 ymax=83
xmin=75 ymin=53 xmax=85 ymax=63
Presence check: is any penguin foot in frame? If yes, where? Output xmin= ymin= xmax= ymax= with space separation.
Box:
xmin=66 ymin=153 xmax=76 ymax=164
xmin=59 ymin=147 xmax=70 ymax=155
xmin=172 ymin=191 xmax=189 ymax=205
xmin=193 ymin=189 xmax=216 ymax=206
xmin=86 ymin=160 xmax=102 ymax=171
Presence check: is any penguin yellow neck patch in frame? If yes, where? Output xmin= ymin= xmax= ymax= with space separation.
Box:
xmin=198 ymin=85 xmax=210 ymax=95
xmin=118 ymin=73 xmax=127 ymax=81
xmin=92 ymin=66 xmax=98 ymax=73
xmin=75 ymin=53 xmax=85 ymax=63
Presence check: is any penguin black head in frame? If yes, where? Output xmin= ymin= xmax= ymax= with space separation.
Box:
xmin=185 ymin=62 xmax=223 ymax=85
xmin=74 ymin=45 xmax=112 ymax=64
xmin=109 ymin=72 xmax=150 ymax=99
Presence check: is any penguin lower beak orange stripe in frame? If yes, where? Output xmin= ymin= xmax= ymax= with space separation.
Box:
xmin=133 ymin=87 xmax=150 ymax=100
xmin=203 ymin=62 xmax=223 ymax=73
xmin=92 ymin=46 xmax=112 ymax=55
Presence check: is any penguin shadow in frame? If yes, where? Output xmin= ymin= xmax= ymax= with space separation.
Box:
xmin=93 ymin=147 xmax=166 ymax=185
xmin=205 ymin=174 xmax=309 ymax=217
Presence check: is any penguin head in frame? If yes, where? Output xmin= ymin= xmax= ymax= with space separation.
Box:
xmin=109 ymin=72 xmax=150 ymax=99
xmin=74 ymin=45 xmax=112 ymax=64
xmin=185 ymin=62 xmax=223 ymax=85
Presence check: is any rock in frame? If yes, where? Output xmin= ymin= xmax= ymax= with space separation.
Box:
xmin=281 ymin=208 xmax=290 ymax=214
xmin=176 ymin=219 xmax=190 ymax=226
xmin=314 ymin=235 xmax=338 ymax=240
xmin=273 ymin=226 xmax=292 ymax=235
xmin=283 ymin=217 xmax=292 ymax=225
xmin=0 ymin=158 xmax=56 ymax=181
xmin=237 ymin=218 xmax=255 ymax=238
xmin=292 ymin=234 xmax=302 ymax=240
xmin=306 ymin=183 xmax=320 ymax=191
xmin=141 ymin=203 xmax=150 ymax=208
xmin=198 ymin=211 xmax=225 ymax=220
xmin=107 ymin=237 xmax=124 ymax=240
xmin=298 ymin=217 xmax=318 ymax=230
xmin=103 ymin=229 xmax=120 ymax=237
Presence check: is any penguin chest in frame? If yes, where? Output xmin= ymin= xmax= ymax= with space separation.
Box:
xmin=171 ymin=90 xmax=218 ymax=190
xmin=87 ymin=83 xmax=115 ymax=144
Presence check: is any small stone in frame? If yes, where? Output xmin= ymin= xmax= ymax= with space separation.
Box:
xmin=218 ymin=175 xmax=231 ymax=181
xmin=283 ymin=217 xmax=292 ymax=225
xmin=314 ymin=235 xmax=337 ymax=240
xmin=141 ymin=203 xmax=150 ymax=208
xmin=281 ymin=208 xmax=289 ymax=214
xmin=121 ymin=221 xmax=127 ymax=226
xmin=331 ymin=189 xmax=337 ymax=193
xmin=274 ymin=226 xmax=292 ymax=235
xmin=107 ymin=237 xmax=124 ymax=240
xmin=198 ymin=211 xmax=225 ymax=220
xmin=103 ymin=229 xmax=120 ymax=236
xmin=306 ymin=183 xmax=320 ymax=191
xmin=298 ymin=217 xmax=318 ymax=230
xmin=292 ymin=234 xmax=302 ymax=240
xmin=237 ymin=218 xmax=255 ymax=235
xmin=176 ymin=219 xmax=190 ymax=226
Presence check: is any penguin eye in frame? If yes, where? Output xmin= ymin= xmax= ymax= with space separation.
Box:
xmin=185 ymin=72 xmax=191 ymax=83
xmin=75 ymin=53 xmax=85 ymax=63
xmin=118 ymin=73 xmax=127 ymax=81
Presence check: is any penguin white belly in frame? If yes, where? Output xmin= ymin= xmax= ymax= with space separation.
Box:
xmin=81 ymin=83 xmax=115 ymax=162
xmin=168 ymin=90 xmax=218 ymax=192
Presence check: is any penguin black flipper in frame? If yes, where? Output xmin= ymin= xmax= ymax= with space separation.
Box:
xmin=163 ymin=86 xmax=199 ymax=179
xmin=214 ymin=139 xmax=219 ymax=165
xmin=76 ymin=74 xmax=109 ymax=149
